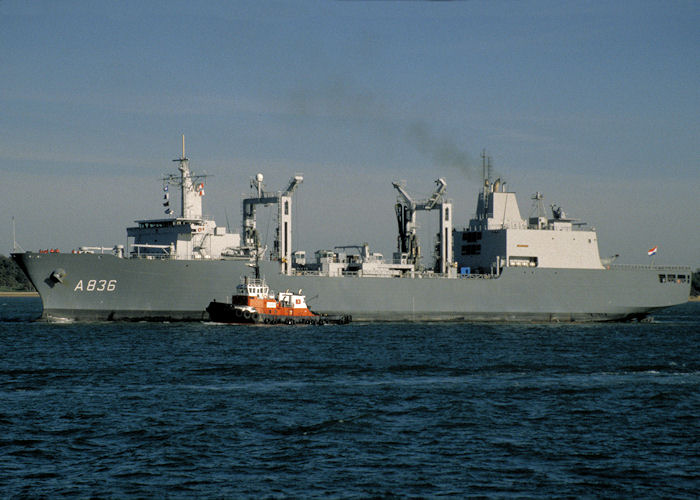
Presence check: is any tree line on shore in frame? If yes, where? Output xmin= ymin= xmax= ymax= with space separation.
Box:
xmin=1 ymin=254 xmax=699 ymax=296
xmin=0 ymin=255 xmax=34 ymax=291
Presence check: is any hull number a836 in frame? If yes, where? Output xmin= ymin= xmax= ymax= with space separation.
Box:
xmin=74 ymin=279 xmax=117 ymax=292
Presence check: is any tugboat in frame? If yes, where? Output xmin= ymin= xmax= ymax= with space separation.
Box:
xmin=206 ymin=276 xmax=351 ymax=325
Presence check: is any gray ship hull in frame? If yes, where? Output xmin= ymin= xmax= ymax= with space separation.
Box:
xmin=265 ymin=262 xmax=691 ymax=322
xmin=12 ymin=252 xmax=691 ymax=322
xmin=13 ymin=252 xmax=251 ymax=321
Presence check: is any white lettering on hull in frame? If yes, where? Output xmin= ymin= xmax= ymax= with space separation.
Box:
xmin=74 ymin=279 xmax=117 ymax=292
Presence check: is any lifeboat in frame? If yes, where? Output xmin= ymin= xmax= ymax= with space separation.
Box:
xmin=206 ymin=277 xmax=351 ymax=325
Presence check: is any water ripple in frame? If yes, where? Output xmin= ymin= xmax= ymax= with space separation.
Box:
xmin=0 ymin=299 xmax=698 ymax=497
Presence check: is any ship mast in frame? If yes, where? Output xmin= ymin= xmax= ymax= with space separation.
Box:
xmin=163 ymin=134 xmax=206 ymax=219
xmin=175 ymin=135 xmax=192 ymax=218
xmin=481 ymin=150 xmax=493 ymax=219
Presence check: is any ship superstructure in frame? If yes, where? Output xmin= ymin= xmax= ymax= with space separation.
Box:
xmin=12 ymin=141 xmax=691 ymax=322
xmin=453 ymin=164 xmax=604 ymax=274
xmin=126 ymin=136 xmax=241 ymax=260
xmin=279 ymin=153 xmax=605 ymax=279
xmin=241 ymin=172 xmax=304 ymax=273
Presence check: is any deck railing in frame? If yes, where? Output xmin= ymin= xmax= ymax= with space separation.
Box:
xmin=610 ymin=264 xmax=691 ymax=271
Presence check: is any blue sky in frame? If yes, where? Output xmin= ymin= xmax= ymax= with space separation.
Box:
xmin=2 ymin=0 xmax=698 ymax=266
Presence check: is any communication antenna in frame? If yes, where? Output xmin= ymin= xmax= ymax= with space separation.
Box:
xmin=11 ymin=216 xmax=24 ymax=252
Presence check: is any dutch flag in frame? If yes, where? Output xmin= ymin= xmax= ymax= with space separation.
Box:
xmin=648 ymin=246 xmax=658 ymax=256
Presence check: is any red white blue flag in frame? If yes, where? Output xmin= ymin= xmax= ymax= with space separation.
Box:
xmin=648 ymin=246 xmax=657 ymax=256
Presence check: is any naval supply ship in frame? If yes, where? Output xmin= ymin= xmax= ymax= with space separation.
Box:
xmin=12 ymin=140 xmax=691 ymax=322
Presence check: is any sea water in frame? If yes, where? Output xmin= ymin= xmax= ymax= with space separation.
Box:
xmin=1 ymin=297 xmax=698 ymax=498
